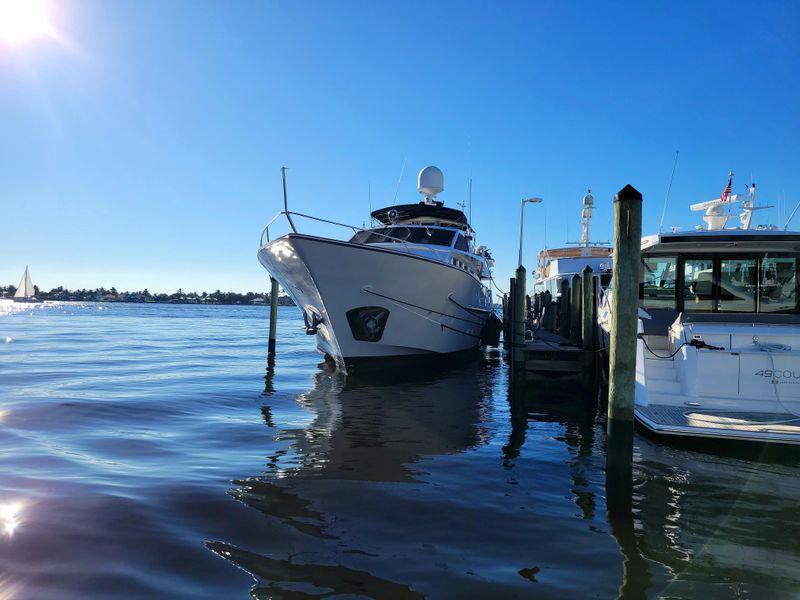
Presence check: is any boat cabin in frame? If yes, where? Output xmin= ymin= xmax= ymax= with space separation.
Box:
xmin=638 ymin=230 xmax=800 ymax=327
xmin=347 ymin=202 xmax=492 ymax=279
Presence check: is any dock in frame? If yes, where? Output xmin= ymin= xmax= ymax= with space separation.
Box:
xmin=504 ymin=266 xmax=600 ymax=384
xmin=520 ymin=329 xmax=595 ymax=381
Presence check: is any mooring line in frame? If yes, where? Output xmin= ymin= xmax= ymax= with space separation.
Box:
xmin=361 ymin=288 xmax=483 ymax=326
xmin=361 ymin=287 xmax=482 ymax=338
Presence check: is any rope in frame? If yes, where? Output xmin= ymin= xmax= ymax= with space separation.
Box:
xmin=639 ymin=336 xmax=688 ymax=360
xmin=362 ymin=288 xmax=483 ymax=326
xmin=447 ymin=294 xmax=489 ymax=317
xmin=361 ymin=287 xmax=482 ymax=339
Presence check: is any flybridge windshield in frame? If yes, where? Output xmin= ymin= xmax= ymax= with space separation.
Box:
xmin=349 ymin=227 xmax=456 ymax=247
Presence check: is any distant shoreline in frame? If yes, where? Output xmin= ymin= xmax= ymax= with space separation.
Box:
xmin=0 ymin=286 xmax=295 ymax=307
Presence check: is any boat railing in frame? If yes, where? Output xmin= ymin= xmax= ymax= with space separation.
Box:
xmin=259 ymin=210 xmax=454 ymax=260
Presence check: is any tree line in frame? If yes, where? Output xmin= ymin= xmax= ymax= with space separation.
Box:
xmin=0 ymin=285 xmax=295 ymax=306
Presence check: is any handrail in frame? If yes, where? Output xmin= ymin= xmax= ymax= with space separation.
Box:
xmin=259 ymin=210 xmax=486 ymax=265
xmin=260 ymin=211 xmax=287 ymax=247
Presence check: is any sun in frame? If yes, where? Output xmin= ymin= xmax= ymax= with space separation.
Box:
xmin=0 ymin=0 xmax=54 ymax=45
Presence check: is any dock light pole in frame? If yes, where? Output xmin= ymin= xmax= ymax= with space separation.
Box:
xmin=518 ymin=198 xmax=543 ymax=267
xmin=513 ymin=197 xmax=542 ymax=374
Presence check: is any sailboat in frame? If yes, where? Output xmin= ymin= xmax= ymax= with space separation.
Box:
xmin=13 ymin=266 xmax=41 ymax=303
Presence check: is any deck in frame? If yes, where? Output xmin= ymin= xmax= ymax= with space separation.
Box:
xmin=636 ymin=404 xmax=800 ymax=445
xmin=519 ymin=329 xmax=595 ymax=380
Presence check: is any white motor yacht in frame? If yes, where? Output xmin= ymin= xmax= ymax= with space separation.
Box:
xmin=598 ymin=176 xmax=800 ymax=444
xmin=257 ymin=166 xmax=501 ymax=370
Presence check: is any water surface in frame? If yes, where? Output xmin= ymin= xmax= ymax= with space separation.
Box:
xmin=1 ymin=301 xmax=799 ymax=598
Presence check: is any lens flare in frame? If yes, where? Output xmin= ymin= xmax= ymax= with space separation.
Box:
xmin=0 ymin=0 xmax=54 ymax=45
xmin=0 ymin=503 xmax=22 ymax=536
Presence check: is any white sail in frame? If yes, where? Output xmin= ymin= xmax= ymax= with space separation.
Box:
xmin=14 ymin=267 xmax=34 ymax=298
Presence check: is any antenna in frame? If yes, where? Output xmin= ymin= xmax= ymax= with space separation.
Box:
xmin=393 ymin=157 xmax=407 ymax=204
xmin=785 ymin=199 xmax=800 ymax=231
xmin=417 ymin=166 xmax=444 ymax=205
xmin=658 ymin=150 xmax=679 ymax=233
xmin=468 ymin=177 xmax=473 ymax=223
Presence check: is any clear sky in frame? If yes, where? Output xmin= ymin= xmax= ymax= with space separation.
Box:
xmin=1 ymin=1 xmax=799 ymax=294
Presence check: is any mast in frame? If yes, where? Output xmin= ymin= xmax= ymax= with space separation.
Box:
xmin=580 ymin=190 xmax=593 ymax=256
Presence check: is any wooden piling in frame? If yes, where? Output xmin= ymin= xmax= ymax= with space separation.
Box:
xmin=502 ymin=294 xmax=509 ymax=341
xmin=607 ymin=184 xmax=643 ymax=479
xmin=581 ymin=266 xmax=595 ymax=350
xmin=268 ymin=276 xmax=280 ymax=361
xmin=513 ymin=266 xmax=527 ymax=369
xmin=558 ymin=280 xmax=570 ymax=338
xmin=508 ymin=277 xmax=516 ymax=350
xmin=569 ymin=274 xmax=581 ymax=346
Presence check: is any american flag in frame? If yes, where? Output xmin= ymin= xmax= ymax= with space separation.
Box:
xmin=720 ymin=173 xmax=733 ymax=203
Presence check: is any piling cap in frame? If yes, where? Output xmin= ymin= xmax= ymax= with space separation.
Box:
xmin=582 ymin=265 xmax=593 ymax=274
xmin=614 ymin=184 xmax=643 ymax=203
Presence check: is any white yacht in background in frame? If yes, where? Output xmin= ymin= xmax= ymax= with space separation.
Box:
xmin=257 ymin=166 xmax=501 ymax=370
xmin=533 ymin=190 xmax=611 ymax=297
xmin=13 ymin=266 xmax=41 ymax=303
xmin=598 ymin=175 xmax=800 ymax=444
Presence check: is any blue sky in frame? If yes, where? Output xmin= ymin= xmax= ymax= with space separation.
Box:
xmin=1 ymin=1 xmax=799 ymax=294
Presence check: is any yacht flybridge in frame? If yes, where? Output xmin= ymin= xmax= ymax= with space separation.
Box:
xmin=258 ymin=166 xmax=501 ymax=370
xmin=599 ymin=174 xmax=800 ymax=444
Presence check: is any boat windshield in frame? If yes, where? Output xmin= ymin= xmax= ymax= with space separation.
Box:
xmin=350 ymin=227 xmax=456 ymax=247
xmin=640 ymin=254 xmax=799 ymax=314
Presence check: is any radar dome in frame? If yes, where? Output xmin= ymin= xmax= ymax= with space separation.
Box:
xmin=418 ymin=166 xmax=444 ymax=201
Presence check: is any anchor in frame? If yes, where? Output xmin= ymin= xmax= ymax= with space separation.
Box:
xmin=303 ymin=310 xmax=324 ymax=335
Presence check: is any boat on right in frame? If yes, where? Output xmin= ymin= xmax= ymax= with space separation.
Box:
xmin=598 ymin=174 xmax=800 ymax=444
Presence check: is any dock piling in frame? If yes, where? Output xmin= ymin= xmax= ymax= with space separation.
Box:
xmin=569 ymin=274 xmax=581 ymax=346
xmin=581 ymin=266 xmax=595 ymax=350
xmin=558 ymin=280 xmax=570 ymax=338
xmin=606 ymin=184 xmax=643 ymax=480
xmin=268 ymin=276 xmax=280 ymax=362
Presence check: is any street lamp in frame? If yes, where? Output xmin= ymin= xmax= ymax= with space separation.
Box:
xmin=518 ymin=197 xmax=543 ymax=267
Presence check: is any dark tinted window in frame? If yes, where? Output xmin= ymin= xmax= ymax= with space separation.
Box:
xmin=454 ymin=235 xmax=469 ymax=251
xmin=760 ymin=256 xmax=799 ymax=313
xmin=350 ymin=227 xmax=455 ymax=246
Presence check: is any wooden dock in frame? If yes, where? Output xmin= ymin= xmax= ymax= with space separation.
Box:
xmin=519 ymin=329 xmax=595 ymax=382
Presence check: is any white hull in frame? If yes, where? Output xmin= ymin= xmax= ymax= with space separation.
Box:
xmin=258 ymin=234 xmax=492 ymax=365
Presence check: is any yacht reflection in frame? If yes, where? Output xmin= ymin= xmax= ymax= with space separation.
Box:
xmin=266 ymin=364 xmax=491 ymax=483
xmin=213 ymin=362 xmax=494 ymax=598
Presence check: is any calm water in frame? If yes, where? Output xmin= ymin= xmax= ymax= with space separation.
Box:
xmin=1 ymin=301 xmax=799 ymax=599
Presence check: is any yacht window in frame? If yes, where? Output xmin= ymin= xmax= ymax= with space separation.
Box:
xmin=454 ymin=234 xmax=469 ymax=251
xmin=350 ymin=227 xmax=455 ymax=246
xmin=683 ymin=259 xmax=715 ymax=312
xmin=718 ymin=258 xmax=756 ymax=312
xmin=640 ymin=256 xmax=677 ymax=309
xmin=760 ymin=257 xmax=799 ymax=313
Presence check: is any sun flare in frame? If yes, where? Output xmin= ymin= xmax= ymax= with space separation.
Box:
xmin=0 ymin=0 xmax=54 ymax=45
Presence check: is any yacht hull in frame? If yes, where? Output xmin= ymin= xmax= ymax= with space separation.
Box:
xmin=258 ymin=234 xmax=492 ymax=367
